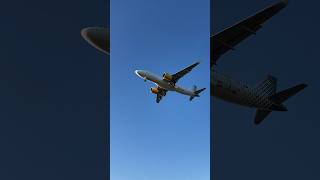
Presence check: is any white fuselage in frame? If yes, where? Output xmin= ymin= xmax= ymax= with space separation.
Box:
xmin=211 ymin=67 xmax=275 ymax=110
xmin=135 ymin=70 xmax=196 ymax=97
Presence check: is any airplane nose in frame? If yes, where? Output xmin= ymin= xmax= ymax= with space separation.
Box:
xmin=135 ymin=70 xmax=144 ymax=77
xmin=81 ymin=27 xmax=109 ymax=55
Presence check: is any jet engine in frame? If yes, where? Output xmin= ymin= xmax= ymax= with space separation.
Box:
xmin=150 ymin=87 xmax=159 ymax=94
xmin=162 ymin=73 xmax=173 ymax=81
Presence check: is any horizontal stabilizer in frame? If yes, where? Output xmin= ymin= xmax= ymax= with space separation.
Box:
xmin=190 ymin=88 xmax=206 ymax=101
xmin=195 ymin=88 xmax=206 ymax=95
xmin=270 ymin=84 xmax=307 ymax=104
xmin=255 ymin=109 xmax=272 ymax=125
xmin=254 ymin=75 xmax=277 ymax=96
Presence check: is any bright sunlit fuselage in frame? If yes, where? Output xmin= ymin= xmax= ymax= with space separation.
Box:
xmin=135 ymin=70 xmax=196 ymax=96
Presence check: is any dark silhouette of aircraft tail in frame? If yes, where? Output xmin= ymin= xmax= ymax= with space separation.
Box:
xmin=254 ymin=75 xmax=277 ymax=96
xmin=254 ymin=83 xmax=307 ymax=125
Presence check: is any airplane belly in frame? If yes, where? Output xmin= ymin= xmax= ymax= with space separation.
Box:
xmin=212 ymin=85 xmax=273 ymax=109
xmin=175 ymin=86 xmax=194 ymax=96
xmin=211 ymin=70 xmax=267 ymax=108
xmin=212 ymin=86 xmax=247 ymax=105
xmin=155 ymin=80 xmax=175 ymax=91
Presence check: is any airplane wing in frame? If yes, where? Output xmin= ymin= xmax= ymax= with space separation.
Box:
xmin=171 ymin=62 xmax=200 ymax=83
xmin=155 ymin=87 xmax=167 ymax=103
xmin=211 ymin=0 xmax=288 ymax=66
xmin=156 ymin=94 xmax=162 ymax=103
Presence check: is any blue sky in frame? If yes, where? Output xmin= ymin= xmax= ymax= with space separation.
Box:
xmin=111 ymin=0 xmax=210 ymax=179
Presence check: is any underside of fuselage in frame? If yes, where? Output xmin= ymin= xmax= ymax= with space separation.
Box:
xmin=157 ymin=82 xmax=195 ymax=96
xmin=211 ymin=69 xmax=287 ymax=111
xmin=211 ymin=81 xmax=274 ymax=110
xmin=146 ymin=73 xmax=195 ymax=96
xmin=211 ymin=69 xmax=307 ymax=124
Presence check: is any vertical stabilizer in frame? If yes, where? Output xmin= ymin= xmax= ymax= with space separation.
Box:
xmin=254 ymin=75 xmax=277 ymax=96
xmin=270 ymin=84 xmax=307 ymax=104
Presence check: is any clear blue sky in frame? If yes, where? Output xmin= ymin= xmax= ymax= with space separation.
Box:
xmin=111 ymin=0 xmax=210 ymax=179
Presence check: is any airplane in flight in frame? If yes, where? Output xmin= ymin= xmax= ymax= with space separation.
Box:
xmin=211 ymin=0 xmax=307 ymax=124
xmin=135 ymin=62 xmax=206 ymax=103
xmin=81 ymin=27 xmax=109 ymax=55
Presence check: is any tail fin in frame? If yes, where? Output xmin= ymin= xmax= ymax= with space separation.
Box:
xmin=189 ymin=87 xmax=206 ymax=101
xmin=254 ymin=83 xmax=307 ymax=125
xmin=192 ymin=85 xmax=197 ymax=92
xmin=254 ymin=75 xmax=277 ymax=96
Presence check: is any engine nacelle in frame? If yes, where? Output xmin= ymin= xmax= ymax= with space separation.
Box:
xmin=162 ymin=72 xmax=173 ymax=81
xmin=150 ymin=87 xmax=159 ymax=94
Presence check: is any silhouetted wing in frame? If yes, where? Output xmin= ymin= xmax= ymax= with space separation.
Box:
xmin=211 ymin=0 xmax=288 ymax=66
xmin=155 ymin=87 xmax=167 ymax=103
xmin=172 ymin=62 xmax=200 ymax=83
xmin=156 ymin=94 xmax=162 ymax=103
